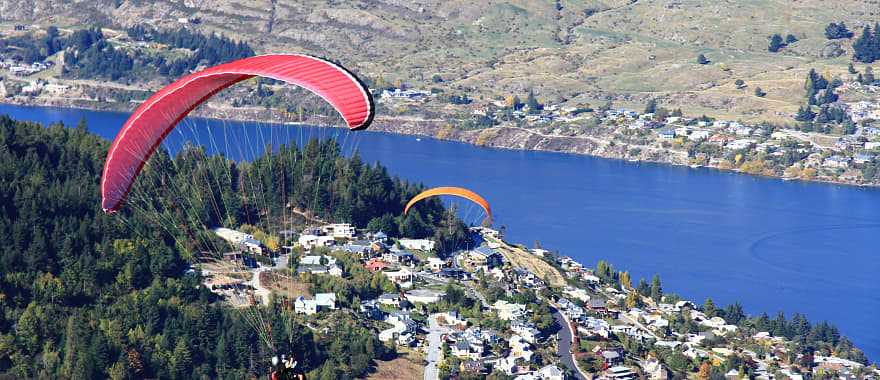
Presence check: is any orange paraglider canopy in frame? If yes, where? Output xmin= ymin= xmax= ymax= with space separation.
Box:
xmin=404 ymin=187 xmax=492 ymax=222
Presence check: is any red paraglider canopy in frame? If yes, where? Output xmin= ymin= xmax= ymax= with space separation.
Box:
xmin=101 ymin=53 xmax=374 ymax=213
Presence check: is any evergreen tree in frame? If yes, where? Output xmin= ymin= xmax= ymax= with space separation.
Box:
xmin=795 ymin=106 xmax=816 ymax=121
xmin=754 ymin=86 xmax=766 ymax=97
xmin=650 ymin=274 xmax=663 ymax=302
xmin=644 ymin=99 xmax=658 ymax=114
xmin=825 ymin=22 xmax=853 ymax=39
xmin=768 ymin=34 xmax=784 ymax=52
xmin=785 ymin=34 xmax=798 ymax=44
xmin=865 ymin=66 xmax=875 ymax=84
xmin=696 ymin=53 xmax=710 ymax=65
xmin=526 ymin=89 xmax=541 ymax=114
xmin=703 ymin=298 xmax=717 ymax=318
xmin=853 ymin=25 xmax=876 ymax=63
xmin=848 ymin=63 xmax=858 ymax=74
xmin=636 ymin=278 xmax=650 ymax=297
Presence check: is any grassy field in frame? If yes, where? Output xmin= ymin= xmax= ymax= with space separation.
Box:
xmin=483 ymin=235 xmax=566 ymax=287
xmin=365 ymin=349 xmax=425 ymax=380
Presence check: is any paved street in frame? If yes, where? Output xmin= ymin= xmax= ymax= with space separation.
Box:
xmin=425 ymin=314 xmax=450 ymax=380
xmin=552 ymin=308 xmax=588 ymax=380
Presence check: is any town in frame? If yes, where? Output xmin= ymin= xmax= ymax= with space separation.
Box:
xmin=198 ymin=222 xmax=878 ymax=380
xmin=373 ymin=73 xmax=880 ymax=188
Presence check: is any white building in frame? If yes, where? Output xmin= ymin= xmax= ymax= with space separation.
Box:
xmin=298 ymin=234 xmax=335 ymax=250
xmin=398 ymin=238 xmax=435 ymax=251
xmin=405 ymin=289 xmax=445 ymax=304
xmin=689 ymin=130 xmax=711 ymax=141
xmin=300 ymin=255 xmax=337 ymax=266
xmin=425 ymin=257 xmax=447 ymax=271
xmin=294 ymin=293 xmax=337 ymax=315
xmin=214 ymin=227 xmax=254 ymax=245
xmin=321 ymin=223 xmax=355 ymax=239
xmin=493 ymin=300 xmax=527 ymax=321
xmin=383 ymin=266 xmax=414 ymax=287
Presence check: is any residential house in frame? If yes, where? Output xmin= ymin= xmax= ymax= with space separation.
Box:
xmin=600 ymin=349 xmax=624 ymax=368
xmin=854 ymin=152 xmax=875 ymax=164
xmin=658 ymin=127 xmax=676 ymax=139
xmin=320 ymin=223 xmax=355 ymax=239
xmin=383 ymin=266 xmax=414 ymax=287
xmin=405 ymin=289 xmax=445 ymax=304
xmin=689 ymin=130 xmax=711 ymax=141
xmin=511 ymin=321 xmax=540 ymax=343
xmin=300 ymin=255 xmax=336 ymax=266
xmin=214 ymin=227 xmax=254 ymax=245
xmin=823 ymin=155 xmax=850 ymax=169
xmin=328 ymin=264 xmax=344 ymax=277
xmin=298 ymin=234 xmax=335 ymax=250
xmin=378 ymin=293 xmax=401 ymax=307
xmin=563 ymin=286 xmax=591 ymax=303
xmin=365 ymin=258 xmax=387 ymax=272
xmin=379 ymin=312 xmax=419 ymax=345
xmin=493 ymin=300 xmax=528 ymax=321
xmin=425 ymin=257 xmax=447 ymax=272
xmin=398 ymin=238 xmax=436 ymax=251
xmin=607 ymin=366 xmax=637 ymax=380
xmin=468 ymin=246 xmax=504 ymax=270
xmin=294 ymin=293 xmax=337 ymax=315
xmin=589 ymin=298 xmax=608 ymax=313
xmin=382 ymin=250 xmax=415 ymax=265
xmin=342 ymin=240 xmax=372 ymax=256
xmin=535 ymin=365 xmax=564 ymax=380
xmin=450 ymin=338 xmax=484 ymax=360
xmin=508 ymin=334 xmax=534 ymax=361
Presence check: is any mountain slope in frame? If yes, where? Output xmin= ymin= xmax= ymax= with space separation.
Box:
xmin=1 ymin=0 xmax=877 ymax=121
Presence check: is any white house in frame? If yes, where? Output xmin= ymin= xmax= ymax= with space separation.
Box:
xmin=511 ymin=322 xmax=540 ymax=343
xmin=300 ymin=255 xmax=336 ymax=266
xmin=241 ymin=237 xmax=263 ymax=255
xmin=298 ymin=234 xmax=335 ymax=250
xmin=328 ymin=264 xmax=344 ymax=277
xmin=493 ymin=300 xmax=527 ymax=321
xmin=379 ymin=313 xmax=418 ymax=345
xmin=689 ymin=130 xmax=711 ymax=141
xmin=214 ymin=227 xmax=254 ymax=245
xmin=535 ymin=365 xmax=564 ymax=380
xmin=321 ymin=223 xmax=355 ymax=239
xmin=405 ymin=289 xmax=445 ymax=304
xmin=398 ymin=238 xmax=435 ymax=251
xmin=425 ymin=257 xmax=447 ymax=272
xmin=294 ymin=293 xmax=337 ymax=315
xmin=383 ymin=266 xmax=414 ymax=287
xmin=508 ymin=334 xmax=533 ymax=361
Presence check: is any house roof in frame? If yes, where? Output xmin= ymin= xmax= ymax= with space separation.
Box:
xmin=472 ymin=246 xmax=498 ymax=257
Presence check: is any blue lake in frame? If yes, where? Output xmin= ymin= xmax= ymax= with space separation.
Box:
xmin=3 ymin=103 xmax=879 ymax=361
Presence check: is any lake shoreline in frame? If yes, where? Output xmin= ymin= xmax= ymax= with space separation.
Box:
xmin=1 ymin=97 xmax=876 ymax=190
xmin=2 ymin=103 xmax=878 ymax=360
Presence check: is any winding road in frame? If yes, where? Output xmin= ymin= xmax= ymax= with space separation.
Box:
xmin=552 ymin=308 xmax=589 ymax=380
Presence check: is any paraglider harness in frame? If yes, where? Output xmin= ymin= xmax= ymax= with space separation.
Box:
xmin=271 ymin=354 xmax=305 ymax=380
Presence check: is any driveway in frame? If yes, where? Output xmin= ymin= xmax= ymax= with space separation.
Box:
xmin=425 ymin=314 xmax=451 ymax=380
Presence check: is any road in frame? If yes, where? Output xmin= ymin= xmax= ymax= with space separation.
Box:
xmin=424 ymin=314 xmax=450 ymax=380
xmin=247 ymin=267 xmax=271 ymax=305
xmin=552 ymin=308 xmax=589 ymax=380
